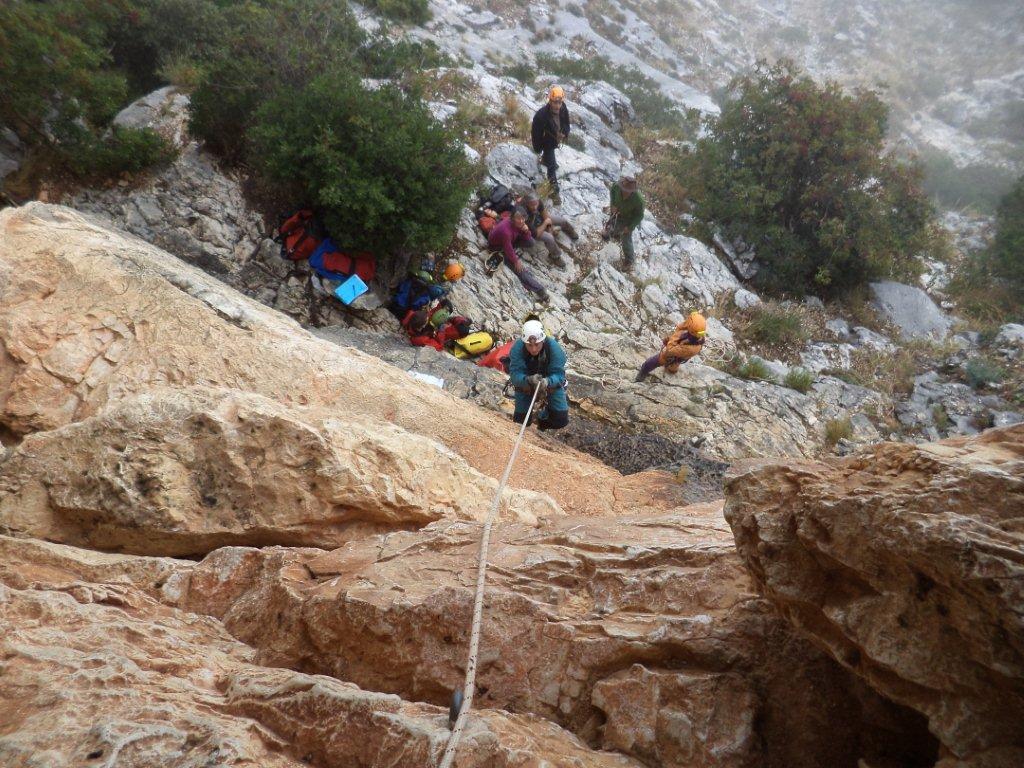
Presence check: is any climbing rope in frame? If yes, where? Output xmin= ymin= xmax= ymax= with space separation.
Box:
xmin=437 ymin=381 xmax=544 ymax=768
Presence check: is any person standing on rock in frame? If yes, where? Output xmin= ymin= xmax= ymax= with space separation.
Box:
xmin=634 ymin=311 xmax=706 ymax=382
xmin=603 ymin=174 xmax=644 ymax=270
xmin=508 ymin=317 xmax=569 ymax=431
xmin=488 ymin=207 xmax=550 ymax=303
xmin=521 ymin=190 xmax=578 ymax=269
xmin=532 ymin=86 xmax=571 ymax=196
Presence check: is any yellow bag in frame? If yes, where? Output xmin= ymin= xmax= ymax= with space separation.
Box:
xmin=451 ymin=331 xmax=494 ymax=360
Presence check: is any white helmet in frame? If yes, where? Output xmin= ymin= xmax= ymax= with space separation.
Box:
xmin=522 ymin=319 xmax=545 ymax=343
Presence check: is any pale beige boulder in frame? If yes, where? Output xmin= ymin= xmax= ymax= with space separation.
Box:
xmin=725 ymin=425 xmax=1024 ymax=767
xmin=177 ymin=505 xmax=936 ymax=768
xmin=0 ymin=386 xmax=555 ymax=556
xmin=0 ymin=202 xmax=680 ymax=517
xmin=0 ymin=535 xmax=643 ymax=768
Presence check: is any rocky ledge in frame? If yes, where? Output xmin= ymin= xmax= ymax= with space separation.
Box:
xmin=725 ymin=425 xmax=1024 ymax=767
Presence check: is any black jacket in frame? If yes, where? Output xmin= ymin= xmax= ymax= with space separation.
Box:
xmin=531 ymin=103 xmax=571 ymax=152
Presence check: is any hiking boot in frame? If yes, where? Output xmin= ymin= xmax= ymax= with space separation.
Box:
xmin=535 ymin=289 xmax=550 ymax=305
xmin=634 ymin=370 xmax=648 ymax=383
xmin=484 ymin=253 xmax=503 ymax=275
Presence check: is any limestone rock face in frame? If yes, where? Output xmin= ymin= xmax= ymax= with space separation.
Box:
xmin=0 ymin=202 xmax=674 ymax=519
xmin=112 ymin=86 xmax=192 ymax=149
xmin=869 ymin=281 xmax=954 ymax=341
xmin=0 ymin=386 xmax=555 ymax=556
xmin=176 ymin=507 xmax=936 ymax=768
xmin=0 ymin=535 xmax=641 ymax=768
xmin=724 ymin=425 xmax=1024 ymax=767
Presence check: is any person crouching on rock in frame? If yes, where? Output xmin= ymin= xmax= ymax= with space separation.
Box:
xmin=634 ymin=311 xmax=706 ymax=382
xmin=488 ymin=206 xmax=550 ymax=303
xmin=508 ymin=317 xmax=569 ymax=431
xmin=521 ymin=190 xmax=578 ymax=269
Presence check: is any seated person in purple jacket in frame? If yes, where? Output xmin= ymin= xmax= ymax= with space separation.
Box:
xmin=487 ymin=206 xmax=549 ymax=302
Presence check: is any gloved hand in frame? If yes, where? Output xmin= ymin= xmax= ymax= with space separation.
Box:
xmin=527 ymin=374 xmax=548 ymax=392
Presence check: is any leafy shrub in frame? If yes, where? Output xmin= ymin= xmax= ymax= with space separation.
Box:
xmin=964 ymin=357 xmax=1006 ymax=389
xmin=363 ymin=0 xmax=430 ymax=24
xmin=502 ymin=62 xmax=536 ymax=85
xmin=735 ymin=358 xmax=775 ymax=382
xmin=950 ymin=175 xmax=1024 ymax=323
xmin=678 ymin=60 xmax=940 ymax=298
xmin=825 ymin=417 xmax=853 ymax=447
xmin=250 ymin=72 xmax=476 ymax=257
xmin=62 ymin=125 xmax=173 ymax=179
xmin=783 ymin=368 xmax=815 ymax=393
xmin=361 ymin=37 xmax=451 ymax=80
xmin=188 ymin=1 xmax=366 ymax=160
xmin=743 ymin=303 xmax=807 ymax=347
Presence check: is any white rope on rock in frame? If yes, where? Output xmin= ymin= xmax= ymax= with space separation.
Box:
xmin=437 ymin=382 xmax=543 ymax=768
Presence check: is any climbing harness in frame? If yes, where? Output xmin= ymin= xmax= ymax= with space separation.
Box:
xmin=437 ymin=381 xmax=544 ymax=768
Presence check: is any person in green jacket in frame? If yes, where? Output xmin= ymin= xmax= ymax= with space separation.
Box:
xmin=603 ymin=174 xmax=645 ymax=269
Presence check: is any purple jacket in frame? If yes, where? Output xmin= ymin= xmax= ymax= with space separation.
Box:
xmin=488 ymin=216 xmax=533 ymax=267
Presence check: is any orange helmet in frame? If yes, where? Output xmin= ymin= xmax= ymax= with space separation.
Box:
xmin=549 ymin=85 xmax=565 ymax=101
xmin=686 ymin=311 xmax=707 ymax=336
xmin=444 ymin=262 xmax=465 ymax=281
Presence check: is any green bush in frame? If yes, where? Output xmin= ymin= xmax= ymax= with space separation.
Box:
xmin=950 ymin=176 xmax=1024 ymax=323
xmin=679 ymin=60 xmax=939 ymax=298
xmin=964 ymin=357 xmax=1006 ymax=389
xmin=188 ymin=1 xmax=366 ymax=160
xmin=250 ymin=72 xmax=476 ymax=257
xmin=919 ymin=149 xmax=1017 ymax=213
xmin=783 ymin=368 xmax=815 ymax=393
xmin=735 ymin=358 xmax=775 ymax=382
xmin=0 ymin=0 xmax=167 ymax=181
xmin=744 ymin=304 xmax=807 ymax=347
xmin=63 ymin=125 xmax=173 ymax=179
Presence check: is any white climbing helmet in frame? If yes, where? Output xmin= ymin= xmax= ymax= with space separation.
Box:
xmin=522 ymin=319 xmax=545 ymax=344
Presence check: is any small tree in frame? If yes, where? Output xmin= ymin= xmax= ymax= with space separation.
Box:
xmin=250 ymin=72 xmax=476 ymax=257
xmin=986 ymin=176 xmax=1024 ymax=304
xmin=188 ymin=0 xmax=365 ymax=160
xmin=681 ymin=60 xmax=938 ymax=298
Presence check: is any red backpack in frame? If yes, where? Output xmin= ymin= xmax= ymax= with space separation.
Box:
xmin=276 ymin=210 xmax=324 ymax=262
xmin=478 ymin=210 xmax=510 ymax=235
xmin=320 ymin=247 xmax=377 ymax=282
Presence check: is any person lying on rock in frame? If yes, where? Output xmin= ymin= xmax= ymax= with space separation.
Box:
xmin=389 ymin=260 xmax=464 ymax=319
xmin=521 ymin=190 xmax=578 ymax=269
xmin=532 ymin=86 xmax=570 ymax=196
xmin=488 ymin=207 xmax=550 ymax=303
xmin=508 ymin=317 xmax=569 ymax=431
xmin=602 ymin=174 xmax=644 ymax=270
xmin=635 ymin=311 xmax=706 ymax=382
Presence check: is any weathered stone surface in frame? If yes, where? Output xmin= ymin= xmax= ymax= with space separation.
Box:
xmin=0 ymin=386 xmax=555 ymax=556
xmin=0 ymin=536 xmax=639 ymax=768
xmin=724 ymin=425 xmax=1024 ymax=767
xmin=870 ymin=281 xmax=954 ymax=341
xmin=176 ymin=507 xmax=936 ymax=768
xmin=0 ymin=202 xmax=676 ymax=518
xmin=112 ymin=86 xmax=191 ymax=149
xmin=994 ymin=323 xmax=1024 ymax=360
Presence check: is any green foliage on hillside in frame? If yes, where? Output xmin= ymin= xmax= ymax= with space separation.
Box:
xmin=678 ymin=61 xmax=942 ymax=299
xmin=251 ymin=73 xmax=475 ymax=254
xmin=0 ymin=0 xmax=170 ymax=180
xmin=1 ymin=0 xmax=472 ymax=259
xmin=950 ymin=176 xmax=1024 ymax=322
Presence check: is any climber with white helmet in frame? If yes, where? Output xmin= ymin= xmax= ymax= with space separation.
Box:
xmin=507 ymin=316 xmax=569 ymax=430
